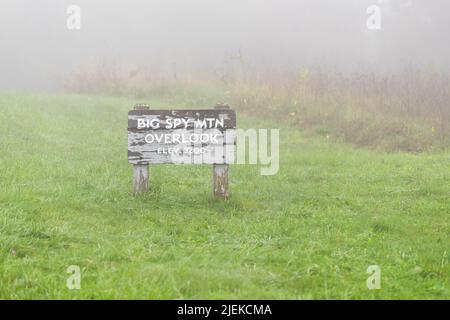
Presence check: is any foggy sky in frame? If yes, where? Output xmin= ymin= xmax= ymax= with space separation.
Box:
xmin=1 ymin=0 xmax=449 ymax=91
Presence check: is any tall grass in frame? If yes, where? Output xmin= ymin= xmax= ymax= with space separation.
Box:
xmin=63 ymin=63 xmax=450 ymax=152
xmin=229 ymin=68 xmax=450 ymax=152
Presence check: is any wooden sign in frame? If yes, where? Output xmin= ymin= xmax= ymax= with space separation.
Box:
xmin=128 ymin=105 xmax=236 ymax=198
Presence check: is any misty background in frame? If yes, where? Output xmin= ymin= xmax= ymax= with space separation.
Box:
xmin=0 ymin=0 xmax=449 ymax=91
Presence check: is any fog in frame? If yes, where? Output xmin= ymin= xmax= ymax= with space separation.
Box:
xmin=1 ymin=0 xmax=449 ymax=91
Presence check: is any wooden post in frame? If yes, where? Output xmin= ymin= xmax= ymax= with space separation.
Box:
xmin=213 ymin=104 xmax=230 ymax=199
xmin=133 ymin=104 xmax=150 ymax=195
xmin=213 ymin=163 xmax=229 ymax=199
xmin=133 ymin=164 xmax=149 ymax=195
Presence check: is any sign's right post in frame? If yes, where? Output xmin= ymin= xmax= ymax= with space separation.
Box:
xmin=213 ymin=104 xmax=231 ymax=199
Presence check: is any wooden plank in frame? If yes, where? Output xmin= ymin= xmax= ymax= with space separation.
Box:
xmin=128 ymin=109 xmax=236 ymax=131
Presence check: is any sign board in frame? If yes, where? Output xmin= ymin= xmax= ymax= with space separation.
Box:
xmin=128 ymin=109 xmax=236 ymax=165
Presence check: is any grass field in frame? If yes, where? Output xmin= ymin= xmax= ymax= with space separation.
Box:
xmin=0 ymin=92 xmax=448 ymax=299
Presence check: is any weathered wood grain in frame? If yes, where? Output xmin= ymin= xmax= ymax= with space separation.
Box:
xmin=133 ymin=164 xmax=149 ymax=195
xmin=128 ymin=109 xmax=236 ymax=131
xmin=212 ymin=105 xmax=231 ymax=199
xmin=128 ymin=109 xmax=236 ymax=165
xmin=213 ymin=164 xmax=229 ymax=199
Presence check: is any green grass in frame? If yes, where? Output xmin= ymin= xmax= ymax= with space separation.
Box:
xmin=0 ymin=92 xmax=448 ymax=299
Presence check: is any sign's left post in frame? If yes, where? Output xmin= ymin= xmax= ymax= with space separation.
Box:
xmin=131 ymin=104 xmax=150 ymax=195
